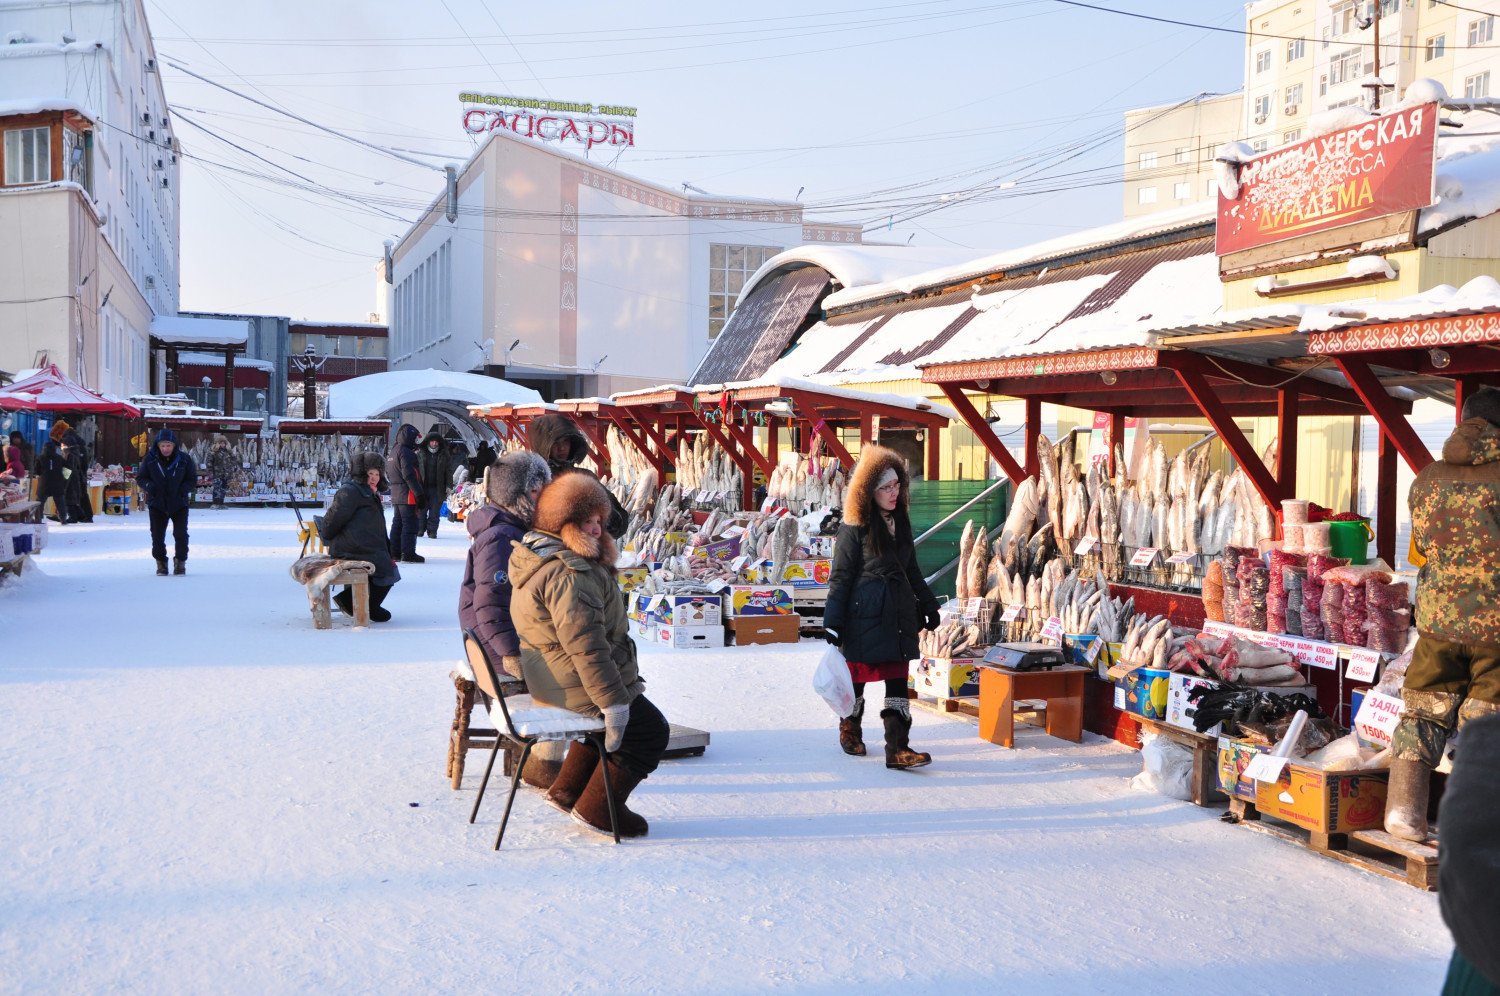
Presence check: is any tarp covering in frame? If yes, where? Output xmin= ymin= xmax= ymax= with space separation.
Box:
xmin=0 ymin=364 xmax=141 ymax=416
xmin=327 ymin=369 xmax=541 ymax=419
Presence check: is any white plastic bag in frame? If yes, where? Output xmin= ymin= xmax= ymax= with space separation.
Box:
xmin=812 ymin=644 xmax=856 ymax=718
xmin=1129 ymin=732 xmax=1196 ymax=801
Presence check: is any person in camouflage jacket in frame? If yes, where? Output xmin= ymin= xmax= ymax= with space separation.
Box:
xmin=208 ymin=436 xmax=237 ymax=507
xmin=1387 ymin=387 xmax=1500 ymax=840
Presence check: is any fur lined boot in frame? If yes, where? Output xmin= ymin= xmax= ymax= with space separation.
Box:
xmin=1384 ymin=757 xmax=1432 ymax=841
xmin=839 ymin=697 xmax=867 ymax=756
xmin=368 ymin=582 xmax=392 ymax=622
xmin=332 ymin=587 xmax=353 ymax=616
xmin=881 ymin=698 xmax=932 ymax=770
xmin=571 ymin=757 xmax=649 ymax=838
xmin=543 ymin=741 xmax=601 ymax=813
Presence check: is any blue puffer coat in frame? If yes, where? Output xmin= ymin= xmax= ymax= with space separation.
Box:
xmin=458 ymin=503 xmax=530 ymax=662
xmin=134 ymin=428 xmax=197 ymax=514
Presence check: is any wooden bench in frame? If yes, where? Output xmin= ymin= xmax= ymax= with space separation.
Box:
xmin=1120 ymin=712 xmax=1227 ymax=807
xmin=310 ymin=567 xmax=371 ymax=629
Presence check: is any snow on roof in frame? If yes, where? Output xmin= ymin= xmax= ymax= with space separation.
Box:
xmin=610 ymin=384 xmax=693 ymax=402
xmin=736 ymin=244 xmax=977 ymax=309
xmin=723 ymin=376 xmax=958 ymax=421
xmin=1420 ymin=117 xmax=1500 ymax=233
xmin=0 ymin=96 xmax=96 ymax=120
xmin=1299 ymin=274 xmax=1500 ymax=332
xmin=290 ymin=320 xmax=387 ymax=330
xmin=823 ymin=202 xmax=1215 ymax=312
xmin=327 ymin=369 xmax=541 ymax=419
xmin=149 ymin=316 xmax=250 ymax=346
xmin=176 ymin=351 xmax=275 ymax=372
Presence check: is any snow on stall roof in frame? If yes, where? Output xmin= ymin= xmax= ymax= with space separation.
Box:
xmin=764 ymin=300 xmax=973 ymax=384
xmin=736 ymin=244 xmax=977 ymax=308
xmin=823 ymin=202 xmax=1214 ymax=312
xmin=176 ymin=352 xmax=275 ymax=372
xmin=149 ymin=315 xmax=250 ymax=346
xmin=0 ymin=96 xmax=96 ymax=120
xmin=610 ymin=383 xmax=693 ymax=402
xmin=327 ymin=369 xmax=541 ymax=418
xmin=1300 ymin=274 xmax=1500 ymax=331
xmin=1419 ymin=114 xmax=1500 ymax=233
xmin=700 ymin=375 xmax=959 ymax=420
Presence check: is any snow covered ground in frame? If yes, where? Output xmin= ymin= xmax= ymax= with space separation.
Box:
xmin=1 ymin=510 xmax=1454 ymax=993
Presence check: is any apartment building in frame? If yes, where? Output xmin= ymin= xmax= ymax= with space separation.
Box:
xmin=1122 ymin=93 xmax=1245 ymax=218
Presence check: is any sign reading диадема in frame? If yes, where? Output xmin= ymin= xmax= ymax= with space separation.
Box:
xmin=1216 ymin=102 xmax=1438 ymax=256
xmin=460 ymin=92 xmax=637 ymax=152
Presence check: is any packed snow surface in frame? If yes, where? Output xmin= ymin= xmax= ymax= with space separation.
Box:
xmin=1 ymin=512 xmax=1453 ymax=993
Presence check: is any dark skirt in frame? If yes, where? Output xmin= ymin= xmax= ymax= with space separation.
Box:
xmin=846 ymin=659 xmax=908 ymax=683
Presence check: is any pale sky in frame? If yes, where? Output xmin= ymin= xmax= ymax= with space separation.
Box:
xmin=150 ymin=0 xmax=1249 ymax=323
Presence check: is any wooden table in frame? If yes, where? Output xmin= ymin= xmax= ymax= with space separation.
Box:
xmin=978 ymin=663 xmax=1089 ymax=748
xmin=0 ymin=501 xmax=41 ymax=523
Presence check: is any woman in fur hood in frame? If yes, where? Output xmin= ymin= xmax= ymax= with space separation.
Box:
xmin=509 ymin=472 xmax=670 ymax=837
xmin=320 ymin=452 xmax=399 ymax=621
xmin=823 ymin=445 xmax=940 ymax=769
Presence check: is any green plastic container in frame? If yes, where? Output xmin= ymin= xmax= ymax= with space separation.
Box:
xmin=1328 ymin=518 xmax=1372 ymax=565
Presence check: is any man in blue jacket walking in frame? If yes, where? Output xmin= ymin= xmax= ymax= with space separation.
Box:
xmin=135 ymin=428 xmax=197 ymax=575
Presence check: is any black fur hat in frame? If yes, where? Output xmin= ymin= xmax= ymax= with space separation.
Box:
xmin=485 ymin=451 xmax=551 ymax=518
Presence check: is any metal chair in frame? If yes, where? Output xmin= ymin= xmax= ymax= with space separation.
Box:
xmin=462 ymin=629 xmax=619 ymax=848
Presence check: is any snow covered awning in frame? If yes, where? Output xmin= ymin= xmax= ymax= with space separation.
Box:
xmin=149 ymin=316 xmax=250 ymax=348
xmin=327 ymin=369 xmax=541 ymax=419
xmin=177 ymin=351 xmax=275 ymax=373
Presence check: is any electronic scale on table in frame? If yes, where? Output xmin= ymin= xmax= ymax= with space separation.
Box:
xmin=982 ymin=642 xmax=1069 ymax=672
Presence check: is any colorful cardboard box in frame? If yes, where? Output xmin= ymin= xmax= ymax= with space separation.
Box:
xmin=689 ymin=535 xmax=742 ymax=561
xmin=656 ymin=623 xmax=726 ymax=649
xmin=745 ymin=558 xmax=832 ymax=588
xmin=724 ymin=584 xmax=796 ymax=617
xmin=911 ymin=657 xmax=980 ymax=699
xmin=1115 ymin=667 xmax=1171 ymax=721
xmin=647 ymin=594 xmax=723 ymax=627
xmin=616 ymin=566 xmax=651 ymax=593
xmin=1216 ymin=738 xmax=1389 ymax=834
xmin=1165 ymin=674 xmax=1221 ymax=736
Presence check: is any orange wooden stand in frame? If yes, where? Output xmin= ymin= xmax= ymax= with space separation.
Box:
xmin=978 ymin=664 xmax=1089 ymax=748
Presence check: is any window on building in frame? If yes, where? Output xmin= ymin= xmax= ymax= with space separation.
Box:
xmin=1285 ymin=83 xmax=1304 ymax=110
xmin=1206 ymin=178 xmax=1218 ymax=198
xmin=1137 ymin=186 xmax=1158 ymax=205
xmin=708 ymin=244 xmax=781 ymax=338
xmin=1329 ymin=47 xmax=1361 ymax=86
xmin=1138 ymin=150 xmax=1158 ymax=169
xmin=1466 ymin=71 xmax=1492 ymax=98
xmin=1283 ymin=129 xmax=1303 ymax=144
xmin=1331 ymin=0 xmax=1359 ymax=35
xmin=1255 ymin=49 xmax=1272 ymax=73
xmin=1320 ymin=73 xmax=1330 ymax=96
xmin=1253 ymin=94 xmax=1272 ymax=121
xmin=3 ymin=126 xmax=52 ymax=185
xmin=1173 ymin=181 xmax=1191 ymax=200
xmin=1174 ymin=147 xmax=1189 ymax=164
xmin=1471 ymin=17 xmax=1495 ymax=46
xmin=1427 ymin=34 xmax=1446 ymax=60
xmin=1251 ymin=139 xmax=1270 ymax=153
xmin=1287 ymin=37 xmax=1306 ymax=62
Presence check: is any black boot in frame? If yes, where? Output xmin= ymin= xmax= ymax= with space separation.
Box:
xmin=368 ymin=583 xmax=392 ymax=622
xmin=839 ymin=697 xmax=867 ymax=756
xmin=571 ymin=757 xmax=649 ymax=838
xmin=155 ymin=558 xmax=168 ymax=576
xmin=544 ymin=741 xmax=602 ymax=813
xmin=882 ymin=699 xmax=932 ymax=770
xmin=403 ymin=552 xmax=426 ymax=564
xmin=332 ymin=587 xmax=354 ymax=616
xmin=173 ymin=558 xmax=186 ymax=576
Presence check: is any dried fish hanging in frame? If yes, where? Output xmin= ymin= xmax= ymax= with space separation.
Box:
xmin=675 ymin=434 xmax=742 ymax=512
xmin=765 ymin=451 xmax=848 ymax=515
xmin=604 ymin=426 xmax=661 ymax=519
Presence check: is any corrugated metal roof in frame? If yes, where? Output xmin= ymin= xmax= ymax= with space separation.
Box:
xmin=689 ymin=267 xmax=830 ymax=386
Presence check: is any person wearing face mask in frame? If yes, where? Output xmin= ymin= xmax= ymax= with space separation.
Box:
xmin=135 ymin=428 xmax=197 ymax=575
xmin=508 ymin=473 xmax=670 ymax=838
xmin=417 ymin=427 xmax=454 ymax=539
xmin=822 ymin=445 xmax=941 ymax=770
xmin=319 ymin=453 xmax=399 ymax=622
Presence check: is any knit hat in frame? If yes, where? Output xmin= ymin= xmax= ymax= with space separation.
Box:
xmin=484 ymin=451 xmax=550 ymax=519
xmin=1462 ymin=386 xmax=1500 ymax=428
xmin=876 ymin=466 xmax=900 ymax=490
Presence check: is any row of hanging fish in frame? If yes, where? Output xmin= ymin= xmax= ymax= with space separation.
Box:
xmin=180 ymin=433 xmax=369 ymax=492
xmin=765 ymin=452 xmax=847 ymax=514
xmin=605 ymin=427 xmax=661 ymax=518
xmin=677 ymin=434 xmax=742 ymax=499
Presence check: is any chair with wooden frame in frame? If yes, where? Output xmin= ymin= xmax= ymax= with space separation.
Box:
xmin=462 ymin=629 xmax=619 ymax=848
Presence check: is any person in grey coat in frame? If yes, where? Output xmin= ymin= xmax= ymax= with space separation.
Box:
xmin=320 ymin=452 xmax=400 ymax=622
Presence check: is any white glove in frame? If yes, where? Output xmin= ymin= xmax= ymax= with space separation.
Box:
xmin=602 ymin=703 xmax=630 ymax=754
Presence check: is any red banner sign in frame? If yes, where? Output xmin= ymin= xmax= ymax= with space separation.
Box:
xmin=1216 ymin=102 xmax=1438 ymax=256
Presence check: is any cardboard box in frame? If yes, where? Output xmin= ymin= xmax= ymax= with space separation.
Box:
xmin=689 ymin=535 xmax=742 ymax=561
xmin=911 ymin=657 xmax=980 ymax=699
xmin=1216 ymin=738 xmax=1389 ymax=834
xmin=729 ymin=615 xmax=801 ymax=645
xmin=1116 ymin=667 xmax=1171 ymax=721
xmin=633 ymin=618 xmax=657 ymax=640
xmin=616 ymin=566 xmax=650 ymax=593
xmin=745 ymin=558 xmax=832 ymax=588
xmin=653 ymin=594 xmax=723 ymax=627
xmin=725 ymin=584 xmax=796 ymax=617
xmin=1165 ymin=674 xmax=1221 ymax=736
xmin=656 ymin=623 xmax=725 ymax=649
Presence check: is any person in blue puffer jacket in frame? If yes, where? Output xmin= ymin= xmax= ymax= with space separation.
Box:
xmin=134 ymin=428 xmax=197 ymax=575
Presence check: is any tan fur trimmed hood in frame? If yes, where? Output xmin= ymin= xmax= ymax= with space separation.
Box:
xmin=531 ymin=472 xmax=618 ymax=567
xmin=843 ymin=444 xmax=909 ymax=528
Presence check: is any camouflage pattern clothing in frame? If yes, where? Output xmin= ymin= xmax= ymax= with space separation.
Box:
xmin=1394 ymin=417 xmax=1500 ymax=764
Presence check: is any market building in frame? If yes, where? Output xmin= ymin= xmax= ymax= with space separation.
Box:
xmin=382 ymin=125 xmax=862 ymax=401
xmin=0 ymin=0 xmax=179 ymax=395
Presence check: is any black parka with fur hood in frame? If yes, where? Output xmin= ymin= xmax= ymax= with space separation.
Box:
xmin=823 ymin=445 xmax=938 ymax=664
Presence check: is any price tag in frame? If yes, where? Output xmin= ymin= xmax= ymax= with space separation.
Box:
xmin=729 ymin=555 xmax=749 ymax=573
xmin=760 ymin=496 xmax=776 ymax=512
xmin=1346 ymin=648 xmax=1381 ymax=682
xmin=964 ymin=596 xmax=986 ymax=617
xmin=1129 ymin=547 xmax=1159 ymax=567
xmin=1106 ymin=658 xmax=1147 ymax=681
xmin=1203 ymin=620 xmax=1232 ymax=639
xmin=1310 ymin=642 xmax=1338 ymax=671
xmin=1074 ymin=537 xmax=1098 ymax=556
xmin=1085 ymin=637 xmax=1105 ymax=663
xmin=1165 ymin=551 xmax=1195 ymax=564
xmin=1246 ymin=752 xmax=1290 ymax=784
xmin=999 ymin=604 xmax=1025 ymax=622
xmin=1040 ymin=616 xmax=1064 ymax=644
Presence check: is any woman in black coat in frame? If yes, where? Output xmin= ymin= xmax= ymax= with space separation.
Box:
xmin=822 ymin=444 xmax=940 ymax=769
xmin=319 ymin=452 xmax=400 ymax=622
xmin=34 ymin=438 xmax=72 ymax=524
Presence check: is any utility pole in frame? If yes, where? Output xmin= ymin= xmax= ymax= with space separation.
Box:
xmin=1372 ymin=1 xmax=1383 ymax=111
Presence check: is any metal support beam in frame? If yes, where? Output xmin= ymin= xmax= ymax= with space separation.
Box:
xmin=223 ymin=351 xmax=236 ymax=417
xmin=809 ymin=418 xmax=855 ymax=470
xmin=926 ymin=423 xmax=941 ymax=480
xmin=1166 ymin=358 xmax=1288 ymax=511
xmin=721 ymin=418 xmax=776 ymax=477
xmin=1456 ymin=376 xmax=1479 ymax=425
xmin=1331 ymin=355 xmax=1434 ymax=472
xmin=1277 ymin=387 xmax=1299 ymax=493
xmin=939 ymin=383 xmax=1026 ymax=483
xmin=859 ymin=413 xmax=873 ymax=446
xmin=1376 ymin=429 xmax=1398 ymax=565
xmin=1024 ymin=397 xmax=1040 ymax=478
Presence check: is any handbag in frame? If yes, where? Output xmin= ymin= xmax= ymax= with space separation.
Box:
xmin=812 ymin=643 xmax=856 ymax=718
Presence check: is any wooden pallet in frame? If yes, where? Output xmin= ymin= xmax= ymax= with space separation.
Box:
xmin=1224 ymin=798 xmax=1439 ymax=890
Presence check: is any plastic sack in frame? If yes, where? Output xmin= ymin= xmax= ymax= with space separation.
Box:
xmin=1130 ymin=732 xmax=1195 ymax=802
xmin=1301 ymin=732 xmax=1388 ymax=772
xmin=812 ymin=644 xmax=856 ymax=718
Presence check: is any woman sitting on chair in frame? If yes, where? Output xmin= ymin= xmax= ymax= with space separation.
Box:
xmin=508 ymin=473 xmax=670 ymax=838
xmin=319 ymin=453 xmax=399 ymax=622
